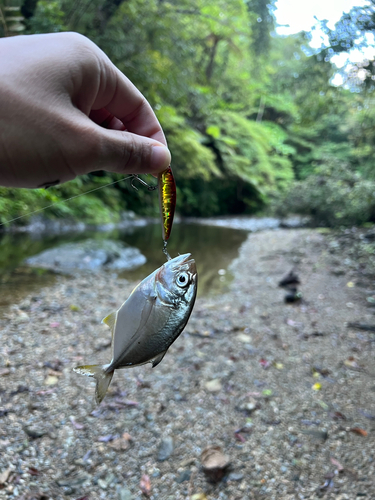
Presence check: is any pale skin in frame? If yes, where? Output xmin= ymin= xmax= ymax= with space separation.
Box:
xmin=0 ymin=32 xmax=171 ymax=188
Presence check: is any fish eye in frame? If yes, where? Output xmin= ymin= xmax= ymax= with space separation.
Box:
xmin=176 ymin=272 xmax=189 ymax=288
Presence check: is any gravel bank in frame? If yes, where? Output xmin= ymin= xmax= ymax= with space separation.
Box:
xmin=0 ymin=228 xmax=374 ymax=500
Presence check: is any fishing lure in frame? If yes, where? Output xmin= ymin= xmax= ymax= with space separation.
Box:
xmin=130 ymin=167 xmax=176 ymax=259
xmin=158 ymin=166 xmax=176 ymax=259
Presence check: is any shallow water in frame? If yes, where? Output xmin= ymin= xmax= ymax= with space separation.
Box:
xmin=0 ymin=221 xmax=248 ymax=315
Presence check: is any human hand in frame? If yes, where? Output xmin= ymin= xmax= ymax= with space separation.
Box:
xmin=0 ymin=32 xmax=171 ymax=188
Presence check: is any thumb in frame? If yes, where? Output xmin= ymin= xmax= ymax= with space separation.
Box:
xmin=77 ymin=126 xmax=171 ymax=176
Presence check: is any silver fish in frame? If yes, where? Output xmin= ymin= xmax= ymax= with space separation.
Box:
xmin=74 ymin=253 xmax=197 ymax=404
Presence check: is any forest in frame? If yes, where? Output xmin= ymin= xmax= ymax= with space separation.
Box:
xmin=0 ymin=0 xmax=375 ymax=227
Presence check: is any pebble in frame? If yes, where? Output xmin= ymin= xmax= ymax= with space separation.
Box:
xmin=118 ymin=487 xmax=133 ymax=500
xmin=157 ymin=436 xmax=174 ymax=461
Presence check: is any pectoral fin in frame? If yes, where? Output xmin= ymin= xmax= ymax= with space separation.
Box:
xmin=152 ymin=350 xmax=167 ymax=368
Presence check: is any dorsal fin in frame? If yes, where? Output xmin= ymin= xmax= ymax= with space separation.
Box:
xmin=102 ymin=312 xmax=117 ymax=333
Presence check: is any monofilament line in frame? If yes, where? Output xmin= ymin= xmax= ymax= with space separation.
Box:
xmin=0 ymin=175 xmax=134 ymax=227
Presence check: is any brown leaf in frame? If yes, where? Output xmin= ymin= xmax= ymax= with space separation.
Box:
xmin=201 ymin=446 xmax=230 ymax=483
xmin=28 ymin=467 xmax=41 ymax=476
xmin=330 ymin=411 xmax=346 ymax=421
xmin=350 ymin=427 xmax=368 ymax=437
xmin=330 ymin=457 xmax=344 ymax=472
xmin=108 ymin=433 xmax=132 ymax=451
xmin=140 ymin=474 xmax=151 ymax=497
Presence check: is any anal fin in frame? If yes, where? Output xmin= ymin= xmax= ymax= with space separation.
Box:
xmin=152 ymin=350 xmax=167 ymax=368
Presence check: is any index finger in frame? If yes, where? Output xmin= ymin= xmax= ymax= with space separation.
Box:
xmin=92 ymin=60 xmax=167 ymax=147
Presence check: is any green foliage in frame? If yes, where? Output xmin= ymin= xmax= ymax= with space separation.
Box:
xmin=206 ymin=111 xmax=294 ymax=195
xmin=274 ymin=161 xmax=375 ymax=228
xmin=1 ymin=0 xmax=374 ymax=224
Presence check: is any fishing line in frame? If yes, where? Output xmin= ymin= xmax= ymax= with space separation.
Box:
xmin=0 ymin=175 xmax=135 ymax=227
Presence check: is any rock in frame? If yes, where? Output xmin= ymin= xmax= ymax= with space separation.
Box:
xmin=23 ymin=426 xmax=47 ymax=439
xmin=25 ymin=239 xmax=146 ymax=273
xmin=157 ymin=436 xmax=174 ymax=461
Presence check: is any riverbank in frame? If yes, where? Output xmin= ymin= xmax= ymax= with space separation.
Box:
xmin=0 ymin=228 xmax=374 ymax=499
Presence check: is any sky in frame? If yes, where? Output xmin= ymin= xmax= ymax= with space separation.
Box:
xmin=274 ymin=0 xmax=375 ymax=85
xmin=274 ymin=0 xmax=369 ymax=42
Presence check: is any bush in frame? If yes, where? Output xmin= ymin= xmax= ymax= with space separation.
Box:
xmin=273 ymin=161 xmax=375 ymax=227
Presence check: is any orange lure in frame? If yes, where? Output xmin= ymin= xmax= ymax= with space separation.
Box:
xmin=158 ymin=166 xmax=176 ymax=257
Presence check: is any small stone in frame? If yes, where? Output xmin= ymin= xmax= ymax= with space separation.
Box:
xmin=176 ymin=470 xmax=191 ymax=483
xmin=157 ymin=436 xmax=174 ymax=461
xmin=228 ymin=472 xmax=244 ymax=481
xmin=205 ymin=379 xmax=222 ymax=392
xmin=118 ymin=487 xmax=133 ymax=500
xmin=23 ymin=426 xmax=47 ymax=439
xmin=98 ymin=478 xmax=108 ymax=489
xmin=44 ymin=375 xmax=59 ymax=386
xmin=236 ymin=333 xmax=251 ymax=343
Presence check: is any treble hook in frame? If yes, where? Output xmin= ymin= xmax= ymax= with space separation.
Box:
xmin=131 ymin=174 xmax=157 ymax=191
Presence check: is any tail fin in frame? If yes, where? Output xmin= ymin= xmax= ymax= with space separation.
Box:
xmin=73 ymin=364 xmax=114 ymax=405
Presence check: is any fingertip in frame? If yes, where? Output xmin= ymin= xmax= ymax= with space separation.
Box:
xmin=150 ymin=145 xmax=171 ymax=173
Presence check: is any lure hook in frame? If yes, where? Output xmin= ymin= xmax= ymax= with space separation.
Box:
xmin=131 ymin=174 xmax=157 ymax=192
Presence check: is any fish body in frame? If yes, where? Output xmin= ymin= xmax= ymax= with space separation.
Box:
xmin=74 ymin=253 xmax=197 ymax=404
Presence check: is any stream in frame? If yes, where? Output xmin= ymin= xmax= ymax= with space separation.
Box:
xmin=0 ymin=219 xmax=259 ymax=316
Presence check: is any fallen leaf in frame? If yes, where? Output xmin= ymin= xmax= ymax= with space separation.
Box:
xmin=259 ymin=358 xmax=271 ymax=369
xmin=344 ymin=357 xmax=362 ymax=371
xmin=28 ymin=467 xmax=40 ymax=476
xmin=358 ymin=409 xmax=375 ymax=420
xmin=330 ymin=411 xmax=347 ymax=421
xmin=350 ymin=427 xmax=367 ymax=437
xmin=70 ymin=304 xmax=80 ymax=311
xmin=262 ymin=389 xmax=273 ymax=397
xmin=330 ymin=457 xmax=344 ymax=472
xmin=98 ymin=434 xmax=117 ymax=442
xmin=69 ymin=416 xmax=85 ymax=430
xmin=201 ymin=445 xmax=230 ymax=483
xmin=140 ymin=474 xmax=151 ymax=497
xmin=108 ymin=433 xmax=132 ymax=451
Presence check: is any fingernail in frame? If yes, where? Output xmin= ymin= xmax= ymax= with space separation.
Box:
xmin=151 ymin=145 xmax=171 ymax=172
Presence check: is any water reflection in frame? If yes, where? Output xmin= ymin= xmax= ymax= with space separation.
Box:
xmin=116 ymin=222 xmax=248 ymax=296
xmin=0 ymin=221 xmax=248 ymax=314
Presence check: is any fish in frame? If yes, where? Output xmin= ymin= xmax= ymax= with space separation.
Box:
xmin=74 ymin=253 xmax=197 ymax=404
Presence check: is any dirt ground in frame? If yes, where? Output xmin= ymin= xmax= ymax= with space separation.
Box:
xmin=0 ymin=228 xmax=374 ymax=500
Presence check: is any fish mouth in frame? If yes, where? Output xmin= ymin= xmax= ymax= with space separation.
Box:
xmin=171 ymin=253 xmax=197 ymax=274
